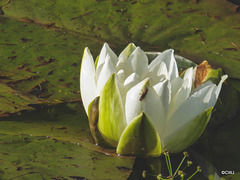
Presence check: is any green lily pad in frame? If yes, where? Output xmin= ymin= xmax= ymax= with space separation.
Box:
xmin=0 ymin=15 xmax=103 ymax=105
xmin=0 ymin=133 xmax=133 ymax=180
xmin=0 ymin=103 xmax=134 ymax=179
xmin=0 ymin=83 xmax=35 ymax=116
xmin=2 ymin=0 xmax=240 ymax=80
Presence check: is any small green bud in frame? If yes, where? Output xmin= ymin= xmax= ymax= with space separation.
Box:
xmin=163 ymin=149 xmax=169 ymax=155
xmin=142 ymin=170 xmax=146 ymax=178
xmin=180 ymin=173 xmax=185 ymax=178
xmin=183 ymin=151 xmax=189 ymax=157
xmin=178 ymin=170 xmax=183 ymax=175
xmin=187 ymin=160 xmax=192 ymax=166
xmin=157 ymin=174 xmax=162 ymax=180
xmin=197 ymin=166 xmax=202 ymax=172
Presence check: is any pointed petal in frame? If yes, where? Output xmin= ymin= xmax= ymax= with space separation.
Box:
xmin=116 ymin=44 xmax=136 ymax=77
xmin=163 ymin=107 xmax=212 ymax=153
xmin=125 ymin=78 xmax=149 ymax=124
xmin=127 ymin=47 xmax=148 ymax=78
xmin=170 ymin=77 xmax=184 ymax=97
xmin=98 ymin=74 xmax=126 ymax=143
xmin=97 ymin=43 xmax=118 ymax=68
xmin=170 ymin=68 xmax=193 ymax=115
xmin=214 ymin=75 xmax=228 ymax=100
xmin=95 ymin=43 xmax=118 ymax=83
xmin=165 ymin=84 xmax=215 ymax=139
xmin=151 ymin=49 xmax=178 ymax=80
xmin=153 ymin=79 xmax=171 ymax=104
xmin=118 ymin=43 xmax=136 ymax=62
xmin=146 ymin=61 xmax=168 ymax=85
xmin=96 ymin=54 xmax=116 ymax=94
xmin=80 ymin=47 xmax=97 ymax=115
xmin=143 ymin=84 xmax=169 ymax=138
xmin=148 ymin=53 xmax=163 ymax=70
xmin=157 ymin=62 xmax=168 ymax=80
xmin=191 ymin=80 xmax=214 ymax=95
xmin=207 ymin=74 xmax=228 ymax=108
xmin=124 ymin=72 xmax=140 ymax=93
xmin=117 ymin=69 xmax=125 ymax=84
xmin=117 ymin=112 xmax=162 ymax=156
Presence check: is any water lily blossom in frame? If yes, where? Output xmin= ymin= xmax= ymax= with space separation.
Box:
xmin=80 ymin=43 xmax=227 ymax=156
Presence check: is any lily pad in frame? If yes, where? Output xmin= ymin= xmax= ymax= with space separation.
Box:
xmin=0 ymin=103 xmax=134 ymax=179
xmin=0 ymin=15 xmax=103 ymax=104
xmin=2 ymin=0 xmax=240 ymax=80
xmin=0 ymin=83 xmax=35 ymax=116
xmin=0 ymin=133 xmax=133 ymax=180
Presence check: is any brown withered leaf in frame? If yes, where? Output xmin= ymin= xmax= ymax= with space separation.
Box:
xmin=194 ymin=61 xmax=211 ymax=88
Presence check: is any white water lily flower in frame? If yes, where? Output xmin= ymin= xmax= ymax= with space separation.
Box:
xmin=80 ymin=43 xmax=227 ymax=156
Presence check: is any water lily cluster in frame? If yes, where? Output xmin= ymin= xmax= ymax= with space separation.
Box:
xmin=80 ymin=43 xmax=227 ymax=156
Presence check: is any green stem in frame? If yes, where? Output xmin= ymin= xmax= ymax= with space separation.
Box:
xmin=164 ymin=153 xmax=171 ymax=176
xmin=186 ymin=170 xmax=199 ymax=180
xmin=173 ymin=155 xmax=187 ymax=177
xmin=166 ymin=153 xmax=173 ymax=177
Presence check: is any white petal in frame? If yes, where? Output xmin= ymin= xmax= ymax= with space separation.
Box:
xmin=117 ymin=69 xmax=125 ymax=84
xmin=142 ymin=86 xmax=165 ymax=138
xmin=116 ymin=43 xmax=136 ymax=79
xmin=127 ymin=47 xmax=148 ymax=79
xmin=153 ymin=79 xmax=171 ymax=107
xmin=164 ymin=84 xmax=215 ymax=139
xmin=125 ymin=79 xmax=146 ymax=124
xmin=157 ymin=61 xmax=168 ymax=79
xmin=148 ymin=53 xmax=163 ymax=70
xmin=97 ymin=43 xmax=118 ymax=68
xmin=191 ymin=80 xmax=214 ymax=95
xmin=151 ymin=80 xmax=171 ymax=137
xmin=170 ymin=68 xmax=193 ymax=115
xmin=207 ymin=75 xmax=228 ymax=108
xmin=214 ymin=75 xmax=228 ymax=100
xmin=118 ymin=43 xmax=136 ymax=62
xmin=95 ymin=43 xmax=118 ymax=83
xmin=150 ymin=49 xmax=179 ymax=80
xmin=124 ymin=72 xmax=140 ymax=93
xmin=170 ymin=77 xmax=184 ymax=97
xmin=115 ymin=59 xmax=132 ymax=79
xmin=146 ymin=61 xmax=168 ymax=85
xmin=125 ymin=78 xmax=170 ymax=138
xmin=96 ymin=54 xmax=116 ymax=94
xmin=80 ymin=48 xmax=97 ymax=115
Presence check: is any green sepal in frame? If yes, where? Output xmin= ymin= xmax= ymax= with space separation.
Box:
xmin=94 ymin=55 xmax=99 ymax=70
xmin=116 ymin=112 xmax=162 ymax=157
xmin=120 ymin=43 xmax=136 ymax=61
xmin=204 ymin=68 xmax=223 ymax=85
xmin=179 ymin=67 xmax=190 ymax=78
xmin=88 ymin=96 xmax=115 ymax=148
xmin=98 ymin=73 xmax=126 ymax=145
xmin=164 ymin=107 xmax=213 ymax=153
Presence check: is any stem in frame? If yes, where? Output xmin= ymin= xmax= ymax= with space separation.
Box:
xmin=186 ymin=169 xmax=200 ymax=180
xmin=164 ymin=153 xmax=171 ymax=175
xmin=173 ymin=155 xmax=187 ymax=177
xmin=166 ymin=153 xmax=173 ymax=177
xmin=163 ymin=151 xmax=173 ymax=179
